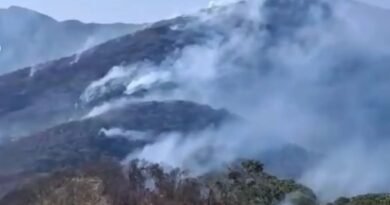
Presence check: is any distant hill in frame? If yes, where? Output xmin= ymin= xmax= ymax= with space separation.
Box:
xmin=0 ymin=6 xmax=141 ymax=74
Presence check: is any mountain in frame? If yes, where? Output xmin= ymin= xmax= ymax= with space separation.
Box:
xmin=0 ymin=17 xmax=201 ymax=140
xmin=1 ymin=0 xmax=390 ymax=204
xmin=0 ymin=100 xmax=231 ymax=198
xmin=0 ymin=6 xmax=141 ymax=74
xmin=0 ymin=0 xmax=330 ymax=140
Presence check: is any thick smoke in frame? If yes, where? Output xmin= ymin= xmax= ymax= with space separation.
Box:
xmin=81 ymin=0 xmax=390 ymax=201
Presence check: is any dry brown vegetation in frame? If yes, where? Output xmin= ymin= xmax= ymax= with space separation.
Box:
xmin=0 ymin=159 xmax=316 ymax=205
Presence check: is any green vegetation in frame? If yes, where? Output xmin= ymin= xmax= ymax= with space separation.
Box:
xmin=1 ymin=159 xmax=389 ymax=205
xmin=205 ymin=160 xmax=316 ymax=205
xmin=331 ymin=194 xmax=390 ymax=205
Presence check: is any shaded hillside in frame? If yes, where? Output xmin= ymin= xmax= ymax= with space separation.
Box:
xmin=0 ymin=16 xmax=200 ymax=140
xmin=1 ymin=0 xmax=390 ymax=204
xmin=0 ymin=100 xmax=231 ymax=198
xmin=0 ymin=6 xmax=140 ymax=74
xmin=0 ymin=0 xmax=330 ymax=140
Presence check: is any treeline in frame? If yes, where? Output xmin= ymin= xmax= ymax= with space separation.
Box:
xmin=0 ymin=159 xmax=389 ymax=205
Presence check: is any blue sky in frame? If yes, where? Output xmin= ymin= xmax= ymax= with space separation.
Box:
xmin=0 ymin=0 xmax=211 ymax=23
xmin=0 ymin=0 xmax=388 ymax=23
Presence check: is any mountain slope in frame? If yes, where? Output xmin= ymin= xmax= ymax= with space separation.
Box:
xmin=0 ymin=100 xmax=231 ymax=198
xmin=0 ymin=6 xmax=140 ymax=74
xmin=0 ymin=15 xmax=204 ymax=140
xmin=0 ymin=0 xmax=329 ymax=140
xmin=1 ymin=0 xmax=390 ymax=203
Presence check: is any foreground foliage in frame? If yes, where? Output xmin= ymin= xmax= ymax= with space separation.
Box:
xmin=0 ymin=159 xmax=315 ymax=205
xmin=1 ymin=159 xmax=388 ymax=205
xmin=331 ymin=194 xmax=390 ymax=205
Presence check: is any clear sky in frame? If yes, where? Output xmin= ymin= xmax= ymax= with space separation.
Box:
xmin=0 ymin=0 xmax=211 ymax=23
xmin=0 ymin=0 xmax=389 ymax=24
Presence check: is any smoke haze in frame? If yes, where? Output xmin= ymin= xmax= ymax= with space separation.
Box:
xmin=1 ymin=0 xmax=390 ymax=202
xmin=78 ymin=0 xmax=390 ymax=201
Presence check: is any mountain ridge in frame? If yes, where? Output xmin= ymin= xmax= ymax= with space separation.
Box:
xmin=1 ymin=0 xmax=390 ymax=204
xmin=0 ymin=5 xmax=142 ymax=74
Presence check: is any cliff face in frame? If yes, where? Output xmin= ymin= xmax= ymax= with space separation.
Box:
xmin=0 ymin=6 xmax=140 ymax=74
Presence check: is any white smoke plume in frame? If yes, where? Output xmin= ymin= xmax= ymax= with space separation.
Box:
xmin=80 ymin=0 xmax=390 ymax=201
xmin=100 ymin=127 xmax=150 ymax=141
